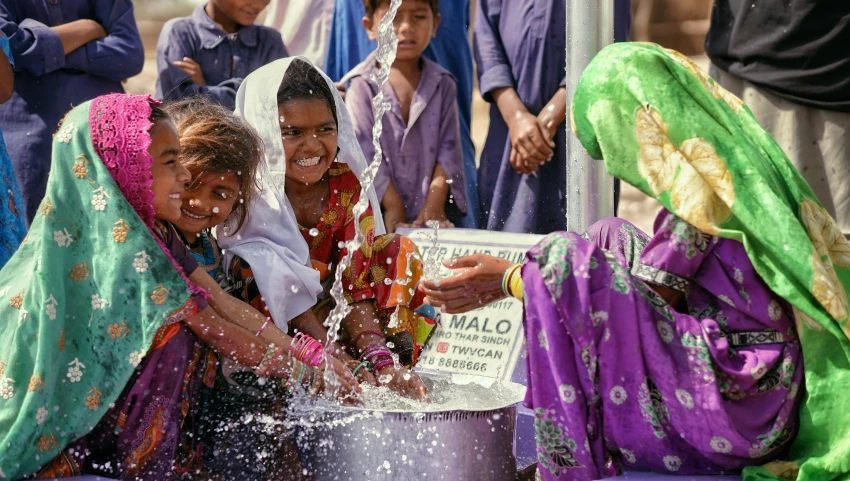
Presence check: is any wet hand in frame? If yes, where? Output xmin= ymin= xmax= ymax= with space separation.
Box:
xmin=375 ymin=364 xmax=428 ymax=400
xmin=509 ymin=111 xmax=554 ymax=166
xmin=420 ymin=254 xmax=513 ymax=313
xmin=174 ymin=57 xmax=207 ymax=87
xmin=345 ymin=359 xmax=378 ymax=386
xmin=323 ymin=357 xmax=363 ymax=401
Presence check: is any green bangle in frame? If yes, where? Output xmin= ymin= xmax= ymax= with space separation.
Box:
xmin=297 ymin=363 xmax=306 ymax=384
xmin=352 ymin=360 xmax=371 ymax=377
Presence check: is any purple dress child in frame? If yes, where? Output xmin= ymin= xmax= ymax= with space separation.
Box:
xmin=474 ymin=0 xmax=566 ymax=234
xmin=346 ymin=53 xmax=467 ymax=223
xmin=522 ymin=212 xmax=802 ymax=480
xmin=155 ymin=3 xmax=288 ymax=109
xmin=0 ymin=0 xmax=145 ymax=223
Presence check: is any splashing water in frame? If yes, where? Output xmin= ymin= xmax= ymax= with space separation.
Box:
xmin=321 ymin=0 xmax=403 ymax=396
xmin=422 ymin=220 xmax=442 ymax=282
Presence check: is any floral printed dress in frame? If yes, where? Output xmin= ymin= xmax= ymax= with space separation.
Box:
xmin=522 ymin=211 xmax=802 ymax=481
xmin=230 ymin=162 xmax=430 ymax=366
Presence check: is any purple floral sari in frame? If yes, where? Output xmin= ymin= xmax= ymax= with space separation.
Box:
xmin=523 ymin=212 xmax=802 ymax=480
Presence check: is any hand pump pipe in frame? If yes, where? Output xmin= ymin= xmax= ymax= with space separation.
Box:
xmin=564 ymin=0 xmax=615 ymax=232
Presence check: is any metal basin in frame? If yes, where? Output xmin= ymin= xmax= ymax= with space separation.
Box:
xmin=293 ymin=376 xmax=526 ymax=481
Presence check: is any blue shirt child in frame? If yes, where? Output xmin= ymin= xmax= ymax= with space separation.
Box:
xmin=156 ymin=3 xmax=288 ymax=109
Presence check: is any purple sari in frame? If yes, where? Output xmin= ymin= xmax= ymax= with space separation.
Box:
xmin=522 ymin=213 xmax=802 ymax=480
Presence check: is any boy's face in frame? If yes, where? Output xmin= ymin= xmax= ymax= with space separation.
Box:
xmin=212 ymin=0 xmax=270 ymax=27
xmin=364 ymin=0 xmax=440 ymax=62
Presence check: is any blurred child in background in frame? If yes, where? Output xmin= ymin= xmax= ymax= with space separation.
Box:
xmin=0 ymin=0 xmax=145 ymax=223
xmin=345 ymin=0 xmax=467 ymax=232
xmin=156 ymin=0 xmax=288 ymax=109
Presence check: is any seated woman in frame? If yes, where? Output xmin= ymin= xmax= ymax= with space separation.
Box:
xmin=219 ymin=58 xmax=434 ymax=399
xmin=422 ymin=43 xmax=849 ymax=481
xmin=0 ymin=94 xmax=357 ymax=480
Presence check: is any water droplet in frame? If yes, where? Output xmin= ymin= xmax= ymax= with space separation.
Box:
xmin=212 ymin=207 xmax=220 ymax=214
xmin=446 ymin=179 xmax=453 ymax=184
xmin=239 ymin=199 xmax=244 ymax=204
xmin=309 ymin=227 xmax=320 ymax=237
xmin=291 ymin=285 xmax=299 ymax=293
xmin=237 ymin=171 xmax=242 ymax=175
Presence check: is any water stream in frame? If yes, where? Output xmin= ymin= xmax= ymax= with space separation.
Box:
xmin=321 ymin=0 xmax=403 ymax=394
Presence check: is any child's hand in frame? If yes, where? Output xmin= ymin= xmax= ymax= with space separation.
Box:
xmin=510 ymin=146 xmax=541 ymax=175
xmin=383 ymin=208 xmax=406 ymax=233
xmin=322 ymin=357 xmax=363 ymax=402
xmin=174 ymin=57 xmax=207 ymax=87
xmin=508 ymin=111 xmax=554 ymax=166
xmin=413 ymin=207 xmax=454 ymax=230
xmin=375 ymin=364 xmax=428 ymax=400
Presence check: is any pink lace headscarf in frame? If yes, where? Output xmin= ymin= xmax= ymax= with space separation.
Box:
xmin=89 ymin=93 xmax=206 ymax=299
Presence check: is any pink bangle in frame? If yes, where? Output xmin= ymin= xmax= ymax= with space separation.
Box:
xmin=372 ymin=357 xmax=395 ymax=372
xmin=255 ymin=317 xmax=271 ymax=337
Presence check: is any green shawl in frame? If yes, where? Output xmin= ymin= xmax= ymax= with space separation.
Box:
xmin=572 ymin=42 xmax=850 ymax=481
xmin=0 ymin=97 xmax=192 ymax=479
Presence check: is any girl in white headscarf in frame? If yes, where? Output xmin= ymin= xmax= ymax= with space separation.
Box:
xmin=219 ymin=57 xmax=434 ymax=399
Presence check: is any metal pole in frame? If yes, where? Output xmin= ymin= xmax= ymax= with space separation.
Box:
xmin=565 ymin=0 xmax=615 ymax=232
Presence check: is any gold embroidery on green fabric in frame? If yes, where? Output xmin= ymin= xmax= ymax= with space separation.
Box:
xmin=9 ymin=290 xmax=24 ymax=309
xmin=112 ymin=219 xmax=131 ymax=243
xmin=151 ymin=284 xmax=170 ymax=305
xmin=69 ymin=262 xmax=90 ymax=282
xmin=28 ymin=374 xmax=44 ymax=393
xmin=85 ymin=386 xmax=102 ymax=410
xmin=108 ymin=321 xmax=130 ymax=339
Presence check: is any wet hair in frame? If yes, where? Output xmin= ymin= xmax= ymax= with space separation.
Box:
xmin=163 ymin=97 xmax=262 ymax=234
xmin=276 ymin=59 xmax=338 ymax=127
xmin=148 ymin=102 xmax=169 ymax=125
xmin=363 ymin=0 xmax=439 ymax=18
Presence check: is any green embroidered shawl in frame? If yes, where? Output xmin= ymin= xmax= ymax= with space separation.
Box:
xmin=0 ymin=96 xmax=192 ymax=479
xmin=572 ymin=42 xmax=850 ymax=481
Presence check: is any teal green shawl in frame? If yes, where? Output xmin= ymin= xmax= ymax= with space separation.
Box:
xmin=0 ymin=96 xmax=192 ymax=479
xmin=572 ymin=42 xmax=850 ymax=481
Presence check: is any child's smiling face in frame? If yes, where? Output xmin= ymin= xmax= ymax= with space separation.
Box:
xmin=279 ymin=97 xmax=338 ymax=187
xmin=210 ymin=0 xmax=270 ymax=27
xmin=175 ymin=171 xmax=240 ymax=240
xmin=148 ymin=119 xmax=190 ymax=223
